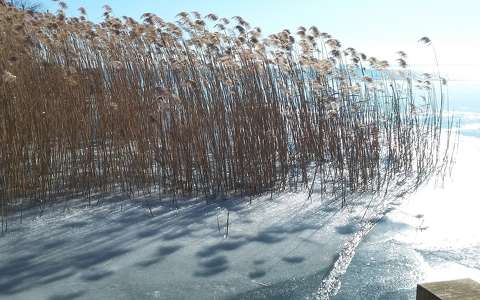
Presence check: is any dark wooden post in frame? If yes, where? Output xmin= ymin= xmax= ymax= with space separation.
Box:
xmin=417 ymin=278 xmax=480 ymax=300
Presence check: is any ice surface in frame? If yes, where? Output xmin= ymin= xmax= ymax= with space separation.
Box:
xmin=0 ymin=179 xmax=394 ymax=299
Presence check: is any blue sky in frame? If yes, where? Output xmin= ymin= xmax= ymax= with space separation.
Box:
xmin=41 ymin=0 xmax=480 ymax=80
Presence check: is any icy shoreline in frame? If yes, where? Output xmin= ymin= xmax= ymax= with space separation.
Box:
xmin=0 ymin=175 xmax=407 ymax=300
xmin=334 ymin=135 xmax=480 ymax=299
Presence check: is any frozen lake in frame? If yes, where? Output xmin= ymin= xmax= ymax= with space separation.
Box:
xmin=0 ymin=180 xmax=397 ymax=299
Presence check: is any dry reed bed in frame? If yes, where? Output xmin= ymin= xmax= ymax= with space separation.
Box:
xmin=0 ymin=2 xmax=456 ymax=232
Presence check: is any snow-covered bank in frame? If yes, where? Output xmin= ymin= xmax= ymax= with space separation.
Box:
xmin=333 ymin=135 xmax=480 ymax=299
xmin=0 ymin=176 xmax=403 ymax=300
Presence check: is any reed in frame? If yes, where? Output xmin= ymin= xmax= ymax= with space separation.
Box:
xmin=0 ymin=2 xmax=456 ymax=232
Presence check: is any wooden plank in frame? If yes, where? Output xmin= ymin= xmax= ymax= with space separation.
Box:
xmin=417 ymin=278 xmax=480 ymax=300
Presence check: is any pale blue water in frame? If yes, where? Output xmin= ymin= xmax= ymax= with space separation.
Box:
xmin=448 ymin=81 xmax=480 ymax=113
xmin=448 ymin=81 xmax=480 ymax=137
